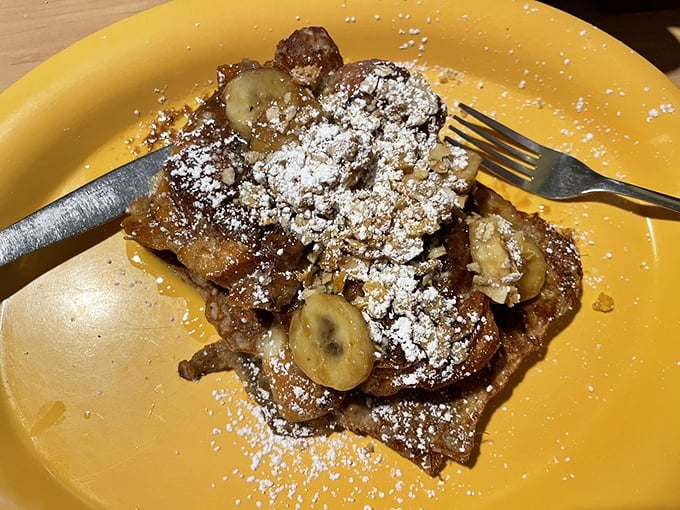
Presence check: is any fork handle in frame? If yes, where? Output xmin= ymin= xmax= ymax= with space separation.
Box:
xmin=596 ymin=177 xmax=680 ymax=213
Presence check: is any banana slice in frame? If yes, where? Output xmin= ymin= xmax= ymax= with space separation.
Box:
xmin=224 ymin=68 xmax=294 ymax=138
xmin=289 ymin=293 xmax=375 ymax=391
xmin=223 ymin=67 xmax=320 ymax=152
xmin=467 ymin=213 xmax=546 ymax=305
xmin=515 ymin=236 xmax=547 ymax=301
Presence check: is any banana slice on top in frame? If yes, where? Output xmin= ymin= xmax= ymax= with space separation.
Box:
xmin=289 ymin=293 xmax=376 ymax=391
xmin=467 ymin=213 xmax=547 ymax=306
xmin=223 ymin=67 xmax=320 ymax=153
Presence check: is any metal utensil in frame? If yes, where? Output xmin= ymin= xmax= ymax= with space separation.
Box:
xmin=0 ymin=145 xmax=172 ymax=267
xmin=446 ymin=103 xmax=680 ymax=213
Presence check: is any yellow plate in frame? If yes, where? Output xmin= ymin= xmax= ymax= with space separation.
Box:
xmin=1 ymin=1 xmax=680 ymax=508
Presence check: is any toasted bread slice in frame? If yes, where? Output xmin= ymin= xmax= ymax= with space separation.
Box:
xmin=337 ymin=183 xmax=582 ymax=473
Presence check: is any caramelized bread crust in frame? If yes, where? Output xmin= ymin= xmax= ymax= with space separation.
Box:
xmin=123 ymin=27 xmax=582 ymax=475
xmin=337 ymin=184 xmax=582 ymax=472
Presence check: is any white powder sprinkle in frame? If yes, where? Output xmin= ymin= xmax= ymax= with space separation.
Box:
xmin=232 ymin=64 xmax=479 ymax=381
xmin=207 ymin=385 xmax=447 ymax=507
xmin=575 ymin=97 xmax=586 ymax=112
xmin=646 ymin=103 xmax=675 ymax=122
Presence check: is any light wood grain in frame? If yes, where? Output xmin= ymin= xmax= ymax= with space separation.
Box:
xmin=0 ymin=0 xmax=678 ymax=93
xmin=0 ymin=0 xmax=167 ymax=92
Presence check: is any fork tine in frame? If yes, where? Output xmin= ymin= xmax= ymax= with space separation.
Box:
xmin=480 ymin=157 xmax=531 ymax=189
xmin=445 ymin=137 xmax=529 ymax=189
xmin=453 ymin=115 xmax=538 ymax=167
xmin=447 ymin=125 xmax=535 ymax=178
xmin=457 ymin=103 xmax=542 ymax=154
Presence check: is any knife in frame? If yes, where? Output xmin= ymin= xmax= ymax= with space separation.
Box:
xmin=0 ymin=145 xmax=172 ymax=267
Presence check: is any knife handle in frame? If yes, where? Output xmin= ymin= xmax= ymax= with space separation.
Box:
xmin=0 ymin=145 xmax=171 ymax=267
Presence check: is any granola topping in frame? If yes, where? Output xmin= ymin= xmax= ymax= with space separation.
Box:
xmin=233 ymin=65 xmax=478 ymax=369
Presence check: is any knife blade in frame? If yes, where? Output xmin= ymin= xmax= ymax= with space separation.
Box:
xmin=0 ymin=145 xmax=172 ymax=267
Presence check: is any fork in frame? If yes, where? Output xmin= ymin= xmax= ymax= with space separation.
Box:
xmin=446 ymin=103 xmax=680 ymax=213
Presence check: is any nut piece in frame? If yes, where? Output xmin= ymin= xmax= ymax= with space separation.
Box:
xmin=592 ymin=292 xmax=615 ymax=313
xmin=289 ymin=293 xmax=375 ymax=391
xmin=467 ymin=214 xmax=546 ymax=305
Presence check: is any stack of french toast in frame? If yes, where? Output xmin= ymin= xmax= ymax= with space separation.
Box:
xmin=123 ymin=27 xmax=582 ymax=474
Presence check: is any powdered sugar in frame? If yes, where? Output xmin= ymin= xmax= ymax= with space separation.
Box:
xmin=232 ymin=63 xmax=480 ymax=379
xmin=169 ymin=140 xmax=231 ymax=210
xmin=208 ymin=383 xmax=449 ymax=508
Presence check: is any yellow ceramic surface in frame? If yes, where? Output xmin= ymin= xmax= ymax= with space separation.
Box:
xmin=1 ymin=1 xmax=679 ymax=508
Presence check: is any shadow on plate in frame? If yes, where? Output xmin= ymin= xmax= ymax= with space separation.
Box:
xmin=566 ymin=191 xmax=680 ymax=220
xmin=0 ymin=219 xmax=124 ymax=301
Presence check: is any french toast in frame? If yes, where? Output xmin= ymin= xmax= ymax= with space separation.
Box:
xmin=123 ymin=26 xmax=582 ymax=475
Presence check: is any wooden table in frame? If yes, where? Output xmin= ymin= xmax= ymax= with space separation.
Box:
xmin=0 ymin=0 xmax=167 ymax=92
xmin=1 ymin=0 xmax=678 ymax=92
